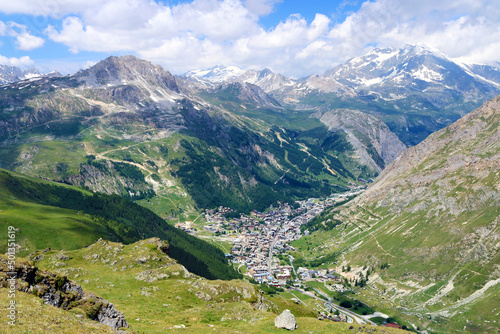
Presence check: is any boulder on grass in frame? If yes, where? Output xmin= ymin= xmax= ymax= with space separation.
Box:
xmin=275 ymin=309 xmax=297 ymax=330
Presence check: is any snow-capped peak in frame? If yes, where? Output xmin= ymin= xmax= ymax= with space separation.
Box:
xmin=184 ymin=65 xmax=246 ymax=83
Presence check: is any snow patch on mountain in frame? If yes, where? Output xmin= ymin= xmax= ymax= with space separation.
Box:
xmin=184 ymin=65 xmax=246 ymax=83
xmin=411 ymin=66 xmax=444 ymax=82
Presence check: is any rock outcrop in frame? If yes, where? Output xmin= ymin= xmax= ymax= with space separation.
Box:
xmin=0 ymin=256 xmax=128 ymax=330
xmin=318 ymin=108 xmax=407 ymax=172
xmin=274 ymin=309 xmax=298 ymax=330
xmin=75 ymin=55 xmax=179 ymax=93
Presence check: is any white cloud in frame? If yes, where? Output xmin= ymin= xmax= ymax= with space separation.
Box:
xmin=327 ymin=0 xmax=500 ymax=66
xmin=2 ymin=0 xmax=500 ymax=76
xmin=243 ymin=0 xmax=282 ymax=16
xmin=0 ymin=0 xmax=108 ymax=17
xmin=46 ymin=0 xmax=263 ymax=53
xmin=14 ymin=32 xmax=45 ymax=50
xmin=0 ymin=54 xmax=34 ymax=67
xmin=0 ymin=21 xmax=45 ymax=51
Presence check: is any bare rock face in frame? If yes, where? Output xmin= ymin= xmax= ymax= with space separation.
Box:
xmin=275 ymin=309 xmax=298 ymax=331
xmin=97 ymin=301 xmax=129 ymax=329
xmin=75 ymin=55 xmax=179 ymax=93
xmin=318 ymin=108 xmax=407 ymax=172
xmin=254 ymin=293 xmax=270 ymax=312
xmin=0 ymin=256 xmax=128 ymax=330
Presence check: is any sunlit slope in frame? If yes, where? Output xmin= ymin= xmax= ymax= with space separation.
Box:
xmin=303 ymin=95 xmax=500 ymax=333
xmin=12 ymin=237 xmax=405 ymax=334
xmin=0 ymin=168 xmax=240 ymax=280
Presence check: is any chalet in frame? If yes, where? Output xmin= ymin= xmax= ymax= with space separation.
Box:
xmin=269 ymin=280 xmax=282 ymax=287
xmin=252 ymin=273 xmax=271 ymax=280
xmin=308 ymin=270 xmax=319 ymax=277
xmin=277 ymin=272 xmax=291 ymax=280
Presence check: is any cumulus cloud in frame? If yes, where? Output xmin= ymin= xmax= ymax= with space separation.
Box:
xmin=0 ymin=21 xmax=45 ymax=51
xmin=327 ymin=0 xmax=500 ymax=65
xmin=2 ymin=0 xmax=500 ymax=76
xmin=243 ymin=0 xmax=282 ymax=16
xmin=0 ymin=54 xmax=34 ymax=67
xmin=14 ymin=32 xmax=45 ymax=50
xmin=44 ymin=0 xmax=334 ymax=76
xmin=0 ymin=0 xmax=108 ymax=17
xmin=46 ymin=0 xmax=262 ymax=52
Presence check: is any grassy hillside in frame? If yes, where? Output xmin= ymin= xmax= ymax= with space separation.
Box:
xmin=290 ymin=96 xmax=500 ymax=333
xmin=2 ymin=237 xmax=404 ymax=334
xmin=0 ymin=290 xmax=115 ymax=334
xmin=0 ymin=168 xmax=240 ymax=280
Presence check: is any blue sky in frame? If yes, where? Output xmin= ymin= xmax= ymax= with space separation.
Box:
xmin=258 ymin=0 xmax=363 ymax=28
xmin=0 ymin=0 xmax=498 ymax=77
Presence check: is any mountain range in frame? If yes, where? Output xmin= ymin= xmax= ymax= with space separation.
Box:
xmin=1 ymin=45 xmax=498 ymax=220
xmin=184 ymin=45 xmax=500 ymax=146
xmin=0 ymin=44 xmax=499 ymax=333
xmin=185 ymin=45 xmax=500 ymax=102
xmin=291 ymin=94 xmax=500 ymax=333
xmin=0 ymin=55 xmax=366 ymax=222
xmin=0 ymin=65 xmax=61 ymax=85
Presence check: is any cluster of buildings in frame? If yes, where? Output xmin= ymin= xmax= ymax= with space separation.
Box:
xmin=296 ymin=268 xmax=338 ymax=280
xmin=248 ymin=265 xmax=293 ymax=286
xmin=175 ymin=188 xmax=366 ymax=289
xmin=227 ymin=199 xmax=343 ymax=286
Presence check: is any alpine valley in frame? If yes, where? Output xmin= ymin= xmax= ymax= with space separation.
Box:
xmin=0 ymin=45 xmax=499 ymax=334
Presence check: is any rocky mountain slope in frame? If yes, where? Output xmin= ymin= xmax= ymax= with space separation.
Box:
xmin=298 ymin=95 xmax=500 ymax=333
xmin=0 ymin=64 xmax=61 ymax=85
xmin=0 ymin=55 xmax=373 ymax=221
xmin=316 ymin=108 xmax=407 ymax=172
xmin=184 ymin=45 xmax=500 ymax=147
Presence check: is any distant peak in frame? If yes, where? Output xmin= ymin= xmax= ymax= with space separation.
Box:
xmin=76 ymin=55 xmax=179 ymax=92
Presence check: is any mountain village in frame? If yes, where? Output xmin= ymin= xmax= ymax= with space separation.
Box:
xmin=176 ymin=187 xmax=366 ymax=289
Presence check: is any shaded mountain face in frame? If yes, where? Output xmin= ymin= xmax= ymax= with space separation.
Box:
xmin=210 ymin=81 xmax=283 ymax=109
xmin=0 ymin=168 xmax=241 ymax=280
xmin=308 ymin=95 xmax=500 ymax=333
xmin=0 ymin=55 xmax=370 ymax=218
